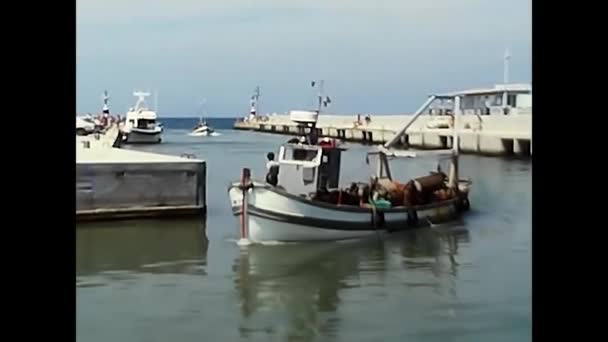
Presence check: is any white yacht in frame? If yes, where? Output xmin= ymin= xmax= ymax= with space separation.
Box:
xmin=121 ymin=91 xmax=163 ymax=144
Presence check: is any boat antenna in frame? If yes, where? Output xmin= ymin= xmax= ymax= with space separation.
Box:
xmin=311 ymin=80 xmax=331 ymax=114
xmin=133 ymin=90 xmax=151 ymax=111
xmin=200 ymin=98 xmax=207 ymax=122
xmin=154 ymin=89 xmax=159 ymax=114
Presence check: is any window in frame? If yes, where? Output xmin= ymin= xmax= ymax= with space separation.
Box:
xmin=494 ymin=95 xmax=503 ymax=106
xmin=507 ymin=94 xmax=517 ymax=107
xmin=303 ymin=167 xmax=315 ymax=184
xmin=292 ymin=149 xmax=318 ymax=161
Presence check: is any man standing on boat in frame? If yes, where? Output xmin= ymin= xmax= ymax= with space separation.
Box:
xmin=265 ymin=152 xmax=280 ymax=186
xmin=308 ymin=124 xmax=319 ymax=145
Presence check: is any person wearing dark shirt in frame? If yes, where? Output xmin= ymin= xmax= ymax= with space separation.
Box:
xmin=265 ymin=152 xmax=280 ymax=186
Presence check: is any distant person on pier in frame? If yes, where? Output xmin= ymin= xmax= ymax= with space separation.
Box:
xmin=354 ymin=114 xmax=362 ymax=127
xmin=265 ymin=152 xmax=280 ymax=186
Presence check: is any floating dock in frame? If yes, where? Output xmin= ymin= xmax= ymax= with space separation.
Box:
xmin=234 ymin=113 xmax=532 ymax=157
xmin=76 ymin=127 xmax=206 ymax=221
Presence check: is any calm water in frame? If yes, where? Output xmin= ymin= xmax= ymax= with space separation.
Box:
xmin=76 ymin=118 xmax=532 ymax=342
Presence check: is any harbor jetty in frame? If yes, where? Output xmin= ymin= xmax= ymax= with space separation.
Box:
xmin=76 ymin=125 xmax=206 ymax=221
xmin=234 ymin=84 xmax=532 ymax=157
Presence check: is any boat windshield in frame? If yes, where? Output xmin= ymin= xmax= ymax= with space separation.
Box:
xmin=137 ymin=119 xmax=156 ymax=129
xmin=280 ymin=145 xmax=321 ymax=163
xmin=292 ymin=148 xmax=318 ymax=161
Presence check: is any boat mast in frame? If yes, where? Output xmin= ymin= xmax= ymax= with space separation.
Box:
xmin=200 ymin=98 xmax=207 ymax=123
xmin=317 ymin=80 xmax=324 ymax=113
xmin=133 ymin=90 xmax=150 ymax=111
xmin=312 ymin=79 xmax=330 ymax=114
xmin=154 ymin=89 xmax=159 ymax=114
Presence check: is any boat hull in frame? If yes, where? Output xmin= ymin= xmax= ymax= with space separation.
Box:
xmin=231 ymin=204 xmax=379 ymax=242
xmin=122 ymin=129 xmax=162 ymax=144
xmin=189 ymin=126 xmax=219 ymax=137
xmin=228 ymin=181 xmax=465 ymax=243
xmin=189 ymin=131 xmax=220 ymax=137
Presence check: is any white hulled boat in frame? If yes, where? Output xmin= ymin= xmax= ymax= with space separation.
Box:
xmin=189 ymin=118 xmax=216 ymax=136
xmin=228 ymin=81 xmax=472 ymax=243
xmin=121 ymin=91 xmax=163 ymax=144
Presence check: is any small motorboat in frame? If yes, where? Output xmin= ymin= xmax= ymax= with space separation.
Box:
xmin=189 ymin=119 xmax=218 ymax=136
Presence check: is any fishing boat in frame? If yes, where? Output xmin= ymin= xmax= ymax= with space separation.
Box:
xmin=188 ymin=98 xmax=221 ymax=137
xmin=121 ymin=91 xmax=163 ymax=144
xmin=189 ymin=119 xmax=217 ymax=136
xmin=227 ymin=82 xmax=473 ymax=243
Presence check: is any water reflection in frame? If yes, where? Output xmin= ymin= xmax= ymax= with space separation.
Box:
xmin=389 ymin=225 xmax=471 ymax=299
xmin=233 ymin=225 xmax=470 ymax=341
xmin=76 ymin=219 xmax=208 ymax=282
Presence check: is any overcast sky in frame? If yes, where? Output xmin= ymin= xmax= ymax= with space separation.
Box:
xmin=77 ymin=0 xmax=531 ymax=117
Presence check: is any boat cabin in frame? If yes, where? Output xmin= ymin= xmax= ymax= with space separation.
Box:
xmin=275 ymin=139 xmax=345 ymax=197
xmin=126 ymin=110 xmax=158 ymax=129
xmin=125 ymin=91 xmax=159 ymax=130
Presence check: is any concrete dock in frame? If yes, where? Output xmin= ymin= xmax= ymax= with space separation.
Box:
xmin=234 ymin=114 xmax=532 ymax=156
xmin=76 ymin=126 xmax=206 ymax=221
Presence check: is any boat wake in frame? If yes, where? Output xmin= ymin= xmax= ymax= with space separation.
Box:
xmin=226 ymin=237 xmax=292 ymax=246
xmin=236 ymin=238 xmax=252 ymax=246
xmin=188 ymin=132 xmax=222 ymax=137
